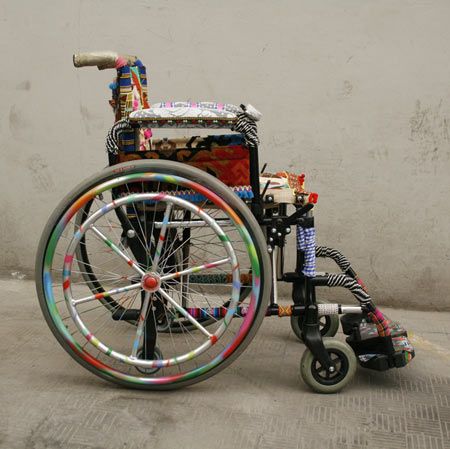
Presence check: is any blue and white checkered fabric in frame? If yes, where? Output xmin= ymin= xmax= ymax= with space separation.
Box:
xmin=297 ymin=226 xmax=316 ymax=277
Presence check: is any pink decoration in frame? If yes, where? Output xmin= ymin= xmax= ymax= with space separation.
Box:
xmin=115 ymin=56 xmax=128 ymax=69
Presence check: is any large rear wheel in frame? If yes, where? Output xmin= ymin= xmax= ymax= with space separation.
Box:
xmin=36 ymin=160 xmax=271 ymax=389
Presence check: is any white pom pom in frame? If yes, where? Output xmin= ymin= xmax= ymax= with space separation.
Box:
xmin=244 ymin=104 xmax=262 ymax=121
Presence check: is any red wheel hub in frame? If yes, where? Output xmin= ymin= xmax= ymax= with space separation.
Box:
xmin=142 ymin=273 xmax=160 ymax=292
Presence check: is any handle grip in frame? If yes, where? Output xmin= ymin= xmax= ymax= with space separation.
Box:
xmin=73 ymin=51 xmax=137 ymax=70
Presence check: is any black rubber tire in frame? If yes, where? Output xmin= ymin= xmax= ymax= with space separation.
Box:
xmin=299 ymin=338 xmax=357 ymax=394
xmin=35 ymin=160 xmax=271 ymax=390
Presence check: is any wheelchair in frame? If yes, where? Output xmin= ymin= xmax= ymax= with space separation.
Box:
xmin=35 ymin=51 xmax=414 ymax=393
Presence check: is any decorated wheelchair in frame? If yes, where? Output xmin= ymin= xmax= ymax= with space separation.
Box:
xmin=35 ymin=52 xmax=414 ymax=393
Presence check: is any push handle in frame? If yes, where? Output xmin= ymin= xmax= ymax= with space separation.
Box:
xmin=72 ymin=51 xmax=138 ymax=70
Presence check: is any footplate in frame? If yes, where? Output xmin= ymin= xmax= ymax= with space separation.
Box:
xmin=341 ymin=314 xmax=415 ymax=371
xmin=340 ymin=313 xmax=407 ymax=337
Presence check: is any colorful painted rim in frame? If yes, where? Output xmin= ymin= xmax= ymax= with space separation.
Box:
xmin=63 ymin=193 xmax=240 ymax=369
xmin=42 ymin=172 xmax=261 ymax=385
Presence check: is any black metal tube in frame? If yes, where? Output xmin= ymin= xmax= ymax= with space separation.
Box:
xmin=249 ymin=145 xmax=263 ymax=219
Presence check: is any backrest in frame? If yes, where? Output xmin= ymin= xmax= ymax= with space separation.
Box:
xmin=110 ymin=100 xmax=261 ymax=212
xmin=109 ymin=61 xmax=151 ymax=152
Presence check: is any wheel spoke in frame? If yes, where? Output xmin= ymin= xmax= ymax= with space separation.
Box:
xmin=152 ymin=203 xmax=173 ymax=271
xmin=131 ymin=291 xmax=152 ymax=358
xmin=90 ymin=225 xmax=145 ymax=276
xmin=72 ymin=282 xmax=142 ymax=306
xmin=158 ymin=288 xmax=213 ymax=338
xmin=160 ymin=257 xmax=230 ymax=282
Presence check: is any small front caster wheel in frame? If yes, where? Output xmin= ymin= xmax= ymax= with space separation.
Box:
xmin=299 ymin=338 xmax=357 ymax=393
xmin=136 ymin=346 xmax=164 ymax=375
xmin=290 ymin=300 xmax=340 ymax=342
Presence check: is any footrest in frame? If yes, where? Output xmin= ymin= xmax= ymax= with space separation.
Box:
xmin=345 ymin=316 xmax=415 ymax=371
xmin=355 ymin=336 xmax=415 ymax=371
xmin=340 ymin=313 xmax=407 ymax=338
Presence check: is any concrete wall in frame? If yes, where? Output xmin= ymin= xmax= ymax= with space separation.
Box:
xmin=1 ymin=0 xmax=449 ymax=309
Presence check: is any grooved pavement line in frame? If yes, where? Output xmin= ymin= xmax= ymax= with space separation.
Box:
xmin=0 ymin=279 xmax=449 ymax=449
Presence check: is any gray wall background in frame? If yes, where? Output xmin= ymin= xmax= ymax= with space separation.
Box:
xmin=0 ymin=0 xmax=449 ymax=309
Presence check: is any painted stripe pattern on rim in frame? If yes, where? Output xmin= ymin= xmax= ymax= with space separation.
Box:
xmin=42 ymin=172 xmax=261 ymax=385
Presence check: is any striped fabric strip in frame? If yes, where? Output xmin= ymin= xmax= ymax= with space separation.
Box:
xmin=186 ymin=306 xmax=250 ymax=319
xmin=188 ymin=272 xmax=252 ymax=285
xmin=367 ymin=307 xmax=391 ymax=337
xmin=184 ymin=306 xmax=286 ymax=319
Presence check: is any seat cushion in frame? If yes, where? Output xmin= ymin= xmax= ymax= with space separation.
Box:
xmin=129 ymin=106 xmax=237 ymax=128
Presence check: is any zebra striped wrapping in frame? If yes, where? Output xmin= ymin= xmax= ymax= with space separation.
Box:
xmin=231 ymin=112 xmax=259 ymax=151
xmin=106 ymin=118 xmax=132 ymax=154
xmin=324 ymin=271 xmax=391 ymax=337
xmin=325 ymin=273 xmax=372 ymax=303
xmin=315 ymin=246 xmax=351 ymax=272
xmin=297 ymin=226 xmax=316 ymax=277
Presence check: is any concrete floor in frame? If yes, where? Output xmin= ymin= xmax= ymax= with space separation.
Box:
xmin=1 ymin=278 xmax=449 ymax=449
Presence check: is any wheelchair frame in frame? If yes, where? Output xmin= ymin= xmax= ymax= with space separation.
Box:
xmin=34 ymin=51 xmax=415 ymax=393
xmin=122 ymin=105 xmax=389 ymax=377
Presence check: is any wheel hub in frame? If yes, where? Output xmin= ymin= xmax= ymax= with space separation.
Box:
xmin=142 ymin=273 xmax=161 ymax=292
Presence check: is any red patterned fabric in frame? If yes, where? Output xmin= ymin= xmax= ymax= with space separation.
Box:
xmin=118 ymin=137 xmax=250 ymax=187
